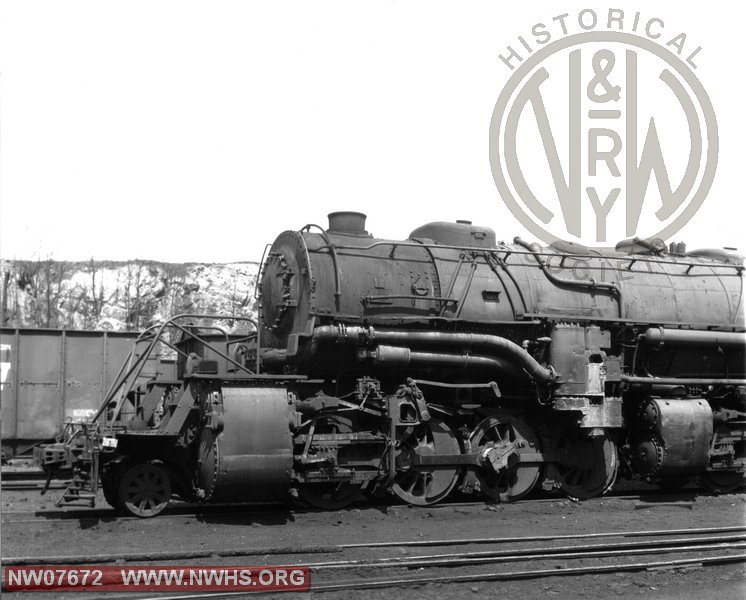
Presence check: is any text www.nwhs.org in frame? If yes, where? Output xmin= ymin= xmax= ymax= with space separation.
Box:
xmin=4 ymin=566 xmax=310 ymax=592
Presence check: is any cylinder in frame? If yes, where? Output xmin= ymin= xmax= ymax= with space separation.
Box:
xmin=197 ymin=387 xmax=293 ymax=502
xmin=632 ymin=398 xmax=713 ymax=477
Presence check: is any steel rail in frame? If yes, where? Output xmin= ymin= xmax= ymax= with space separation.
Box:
xmin=341 ymin=525 xmax=746 ymax=549
xmin=4 ymin=527 xmax=745 ymax=566
xmin=1 ymin=545 xmax=343 ymax=567
xmin=305 ymin=534 xmax=746 ymax=570
xmin=103 ymin=553 xmax=746 ymax=600
xmin=289 ymin=553 xmax=746 ymax=593
xmin=0 ymin=482 xmax=69 ymax=492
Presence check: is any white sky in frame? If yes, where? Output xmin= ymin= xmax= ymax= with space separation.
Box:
xmin=1 ymin=1 xmax=743 ymax=263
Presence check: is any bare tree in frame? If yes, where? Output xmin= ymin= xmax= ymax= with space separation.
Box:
xmin=43 ymin=258 xmax=55 ymax=328
xmin=1 ymin=270 xmax=10 ymax=325
xmin=124 ymin=260 xmax=147 ymax=331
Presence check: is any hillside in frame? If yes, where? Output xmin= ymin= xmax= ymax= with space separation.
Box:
xmin=0 ymin=258 xmax=260 ymax=331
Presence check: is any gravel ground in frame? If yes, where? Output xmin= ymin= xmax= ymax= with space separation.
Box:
xmin=2 ymin=488 xmax=745 ymax=599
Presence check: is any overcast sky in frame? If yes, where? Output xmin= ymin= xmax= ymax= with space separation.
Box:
xmin=1 ymin=1 xmax=743 ymax=263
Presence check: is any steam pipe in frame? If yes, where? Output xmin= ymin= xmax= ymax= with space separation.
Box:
xmin=492 ymin=253 xmax=529 ymax=314
xmin=363 ymin=346 xmax=522 ymax=377
xmin=513 ymin=237 xmax=623 ymax=318
xmin=622 ymin=375 xmax=746 ymax=387
xmin=484 ymin=254 xmax=517 ymax=320
xmin=311 ymin=325 xmax=556 ymax=383
xmin=639 ymin=328 xmax=746 ymax=348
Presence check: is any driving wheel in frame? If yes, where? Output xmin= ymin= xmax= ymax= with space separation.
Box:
xmin=299 ymin=415 xmax=364 ymax=510
xmin=470 ymin=416 xmax=542 ymax=502
xmin=552 ymin=433 xmax=618 ymax=500
xmin=391 ymin=418 xmax=460 ymax=506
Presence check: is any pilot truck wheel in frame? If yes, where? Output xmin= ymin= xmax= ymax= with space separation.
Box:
xmin=118 ymin=461 xmax=172 ymax=518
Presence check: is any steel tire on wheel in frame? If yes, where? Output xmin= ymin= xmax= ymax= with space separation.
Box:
xmin=553 ymin=434 xmax=618 ymax=501
xmin=298 ymin=415 xmax=364 ymax=510
xmin=118 ymin=461 xmax=172 ymax=518
xmin=391 ymin=418 xmax=461 ymax=506
xmin=470 ymin=416 xmax=543 ymax=502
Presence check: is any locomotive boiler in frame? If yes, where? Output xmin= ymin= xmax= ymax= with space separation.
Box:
xmin=36 ymin=212 xmax=746 ymax=517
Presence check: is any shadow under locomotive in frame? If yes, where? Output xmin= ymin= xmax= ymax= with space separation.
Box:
xmin=34 ymin=212 xmax=746 ymax=517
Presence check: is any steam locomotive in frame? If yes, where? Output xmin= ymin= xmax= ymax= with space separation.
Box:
xmin=37 ymin=212 xmax=745 ymax=517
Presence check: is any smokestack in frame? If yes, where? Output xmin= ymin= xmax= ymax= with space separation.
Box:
xmin=327 ymin=211 xmax=369 ymax=236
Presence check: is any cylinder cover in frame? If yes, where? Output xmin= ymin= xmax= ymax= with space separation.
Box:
xmin=197 ymin=387 xmax=293 ymax=502
xmin=633 ymin=398 xmax=713 ymax=477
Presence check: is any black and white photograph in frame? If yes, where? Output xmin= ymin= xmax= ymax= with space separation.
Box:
xmin=1 ymin=1 xmax=744 ymax=598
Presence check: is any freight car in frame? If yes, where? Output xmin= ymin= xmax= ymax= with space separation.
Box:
xmin=36 ymin=213 xmax=746 ymax=517
xmin=0 ymin=328 xmax=175 ymax=462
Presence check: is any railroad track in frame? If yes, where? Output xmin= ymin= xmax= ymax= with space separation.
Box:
xmin=5 ymin=526 xmax=742 ymax=598
xmin=1 ymin=482 xmax=69 ymax=492
xmin=0 ymin=469 xmax=47 ymax=481
xmin=102 ymin=553 xmax=744 ymax=600
xmin=4 ymin=525 xmax=746 ymax=565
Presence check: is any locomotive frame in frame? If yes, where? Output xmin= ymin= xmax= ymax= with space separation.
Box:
xmin=36 ymin=213 xmax=746 ymax=517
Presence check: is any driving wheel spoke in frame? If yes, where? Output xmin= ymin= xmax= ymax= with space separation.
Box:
xmin=391 ymin=419 xmax=460 ymax=506
xmin=470 ymin=416 xmax=542 ymax=502
xmin=553 ymin=433 xmax=618 ymax=500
